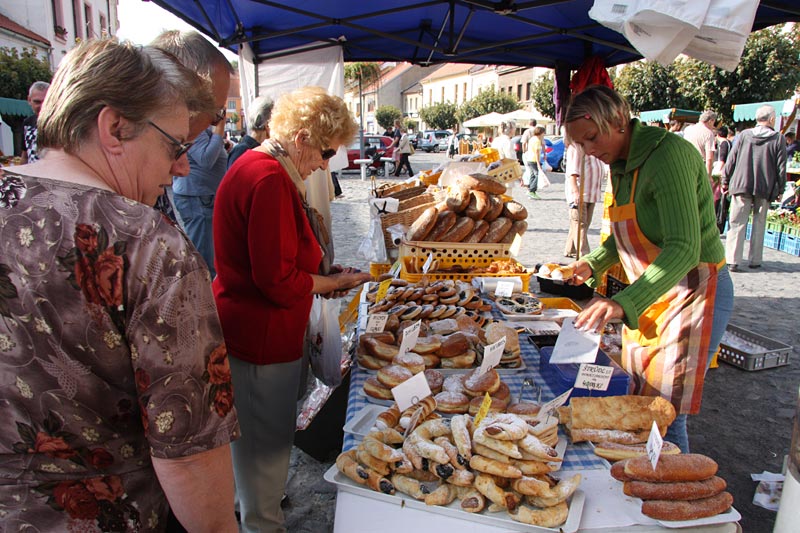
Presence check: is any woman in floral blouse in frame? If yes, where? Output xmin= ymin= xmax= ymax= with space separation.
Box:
xmin=0 ymin=39 xmax=239 ymax=532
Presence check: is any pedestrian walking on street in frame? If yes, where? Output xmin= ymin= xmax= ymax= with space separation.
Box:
xmin=393 ymin=125 xmax=414 ymax=177
xmin=527 ymin=126 xmax=546 ymax=199
xmin=722 ymin=105 xmax=787 ymax=271
xmin=563 ymin=143 xmax=606 ymax=258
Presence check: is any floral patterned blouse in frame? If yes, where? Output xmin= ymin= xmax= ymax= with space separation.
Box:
xmin=0 ymin=171 xmax=239 ymax=532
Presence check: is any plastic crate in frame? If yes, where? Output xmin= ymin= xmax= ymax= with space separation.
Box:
xmin=764 ymin=228 xmax=782 ymax=250
xmin=474 ymin=147 xmax=500 ymax=164
xmin=537 ymin=275 xmax=595 ymax=300
xmin=717 ymin=324 xmax=792 ymax=371
xmin=487 ymin=158 xmax=523 ymax=184
xmin=399 ymin=241 xmax=511 ymax=261
xmin=539 ymin=346 xmax=631 ymax=403
xmin=369 ymin=262 xmax=391 ymax=278
xmin=539 ymin=297 xmax=582 ymax=312
xmin=780 ymin=232 xmax=800 ymax=256
xmin=400 ymin=256 xmax=531 ymax=291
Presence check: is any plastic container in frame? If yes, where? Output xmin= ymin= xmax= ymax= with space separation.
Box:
xmin=717 ymin=324 xmax=792 ymax=371
xmin=780 ymin=232 xmax=800 ymax=256
xmin=487 ymin=158 xmax=523 ymax=184
xmin=369 ymin=262 xmax=391 ymax=278
xmin=764 ymin=228 xmax=782 ymax=250
xmin=536 ymin=275 xmax=595 ymax=300
xmin=538 ymin=346 xmax=631 ymax=403
xmin=400 ymin=256 xmax=531 ymax=291
xmin=400 ymin=241 xmax=511 ymax=261
xmin=539 ymin=297 xmax=582 ymax=312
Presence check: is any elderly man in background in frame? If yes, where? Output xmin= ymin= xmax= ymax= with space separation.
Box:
xmin=683 ymin=110 xmax=718 ymax=184
xmin=21 ymin=81 xmax=50 ymax=163
xmin=722 ymin=105 xmax=787 ymax=271
xmin=228 ymin=96 xmax=274 ymax=168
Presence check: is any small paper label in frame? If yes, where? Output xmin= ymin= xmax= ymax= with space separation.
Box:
xmin=509 ymin=232 xmax=523 ymax=257
xmin=388 ymin=261 xmax=402 ymax=278
xmin=392 ymin=371 xmax=432 ymax=412
xmin=536 ymin=388 xmax=572 ymax=422
xmin=574 ymin=364 xmax=614 ymax=391
xmin=647 ymin=420 xmax=664 ymax=471
xmin=365 ymin=313 xmax=388 ymax=333
xmin=397 ymin=320 xmax=422 ymax=357
xmin=495 ymin=281 xmax=515 ymax=297
xmin=479 ymin=337 xmax=506 ymax=375
xmin=472 ymin=392 xmax=493 ymax=427
xmin=375 ymin=279 xmax=392 ymax=303
xmin=422 ymin=253 xmax=434 ymax=274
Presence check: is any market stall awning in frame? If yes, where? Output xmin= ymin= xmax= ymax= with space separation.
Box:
xmin=501 ymin=109 xmax=553 ymax=124
xmin=463 ymin=112 xmax=505 ymax=128
xmin=638 ymin=108 xmax=701 ymax=124
xmin=0 ymin=97 xmax=33 ymax=118
xmin=150 ymin=1 xmax=800 ymax=69
xmin=732 ymin=99 xmax=795 ymax=122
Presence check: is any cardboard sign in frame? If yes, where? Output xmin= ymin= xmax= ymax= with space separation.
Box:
xmin=391 ymin=370 xmax=431 ymax=412
xmin=479 ymin=337 xmax=506 ymax=376
xmin=365 ymin=313 xmax=388 ymax=333
xmin=575 ymin=364 xmax=614 ymax=391
xmin=422 ymin=253 xmax=434 ymax=274
xmin=536 ymin=389 xmax=572 ymax=422
xmin=375 ymin=279 xmax=392 ymax=303
xmin=494 ymin=280 xmax=515 ymax=297
xmin=472 ymin=392 xmax=493 ymax=428
xmin=397 ymin=320 xmax=422 ymax=357
xmin=647 ymin=420 xmax=664 ymax=471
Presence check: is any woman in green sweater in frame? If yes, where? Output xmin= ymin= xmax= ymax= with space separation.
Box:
xmin=565 ymin=86 xmax=734 ymax=452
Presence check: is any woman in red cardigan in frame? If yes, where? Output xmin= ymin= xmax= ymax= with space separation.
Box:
xmin=213 ymin=86 xmax=370 ymax=533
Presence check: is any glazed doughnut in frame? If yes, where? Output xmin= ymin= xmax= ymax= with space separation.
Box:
xmin=483 ymin=413 xmax=528 ymax=440
xmin=474 ymin=473 xmax=520 ymax=510
xmin=424 ymin=369 xmax=444 ymax=394
xmin=363 ymin=376 xmax=393 ymax=400
xmin=393 ymin=352 xmax=426 ymax=374
xmin=469 ymin=454 xmax=523 ymax=478
xmin=508 ymin=502 xmax=569 ymax=528
xmin=440 ymin=350 xmax=477 ymax=369
xmin=491 ymin=381 xmax=510 ymax=403
xmin=594 ymin=440 xmax=681 ymax=462
xmin=375 ymin=403 xmax=401 ymax=430
xmin=468 ymin=395 xmax=507 ymax=416
xmin=435 ymin=391 xmax=470 ymax=414
xmin=443 ymin=374 xmax=466 ymax=393
xmin=377 ymin=364 xmax=413 ymax=388
xmin=624 ymin=476 xmax=727 ymax=501
xmin=357 ymin=353 xmax=389 ymax=370
xmin=624 ymin=454 xmax=718 ymax=483
xmin=525 ymin=473 xmax=581 ymax=507
xmin=463 ymin=368 xmax=501 ymax=396
xmin=641 ymin=492 xmax=734 ymax=521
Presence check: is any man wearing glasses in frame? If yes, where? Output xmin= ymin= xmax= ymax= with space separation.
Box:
xmin=151 ymin=30 xmax=234 ymax=278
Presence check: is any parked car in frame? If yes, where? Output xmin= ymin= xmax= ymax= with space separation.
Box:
xmin=544 ymin=136 xmax=565 ymax=172
xmin=417 ymin=130 xmax=451 ymax=153
xmin=510 ymin=135 xmax=524 ymax=164
xmin=346 ymin=135 xmax=395 ymax=170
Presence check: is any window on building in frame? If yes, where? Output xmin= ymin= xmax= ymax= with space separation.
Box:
xmin=517 ymin=84 xmax=522 ymax=100
xmin=441 ymin=87 xmax=445 ymax=102
xmin=51 ymin=0 xmax=66 ymax=38
xmin=526 ymin=82 xmax=531 ymax=101
xmin=367 ymin=99 xmax=375 ymax=112
xmin=84 ymin=3 xmax=93 ymax=38
xmin=99 ymin=13 xmax=107 ymax=36
xmin=71 ymin=0 xmax=83 ymax=39
xmin=508 ymin=85 xmax=512 ymax=94
xmin=227 ymin=99 xmax=237 ymax=111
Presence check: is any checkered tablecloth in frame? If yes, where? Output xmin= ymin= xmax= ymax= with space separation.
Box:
xmin=343 ymin=317 xmax=607 ymax=471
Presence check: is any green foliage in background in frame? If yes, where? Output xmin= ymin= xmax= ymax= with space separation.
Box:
xmin=530 ymin=72 xmax=556 ymax=120
xmin=456 ymin=86 xmax=520 ymax=123
xmin=419 ymin=101 xmax=458 ymax=130
xmin=375 ymin=105 xmax=402 ymax=130
xmin=0 ymin=48 xmax=52 ymax=100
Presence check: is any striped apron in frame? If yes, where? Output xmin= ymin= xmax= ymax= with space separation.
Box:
xmin=610 ymin=170 xmax=719 ymax=415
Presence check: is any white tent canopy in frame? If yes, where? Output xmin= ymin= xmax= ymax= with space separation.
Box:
xmin=462 ymin=112 xmax=505 ymax=128
xmin=501 ymin=109 xmax=554 ymax=124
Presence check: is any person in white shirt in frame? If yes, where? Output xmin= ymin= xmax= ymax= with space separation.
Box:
xmin=490 ymin=121 xmax=515 ymax=160
xmin=563 ymin=143 xmax=607 ymax=257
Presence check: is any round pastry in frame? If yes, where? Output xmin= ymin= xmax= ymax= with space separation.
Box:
xmin=357 ymin=353 xmax=389 ymax=370
xmin=440 ymin=332 xmax=470 ymax=357
xmin=419 ymin=353 xmax=441 ymax=369
xmin=393 ymin=352 xmax=426 ymax=374
xmin=463 ymin=368 xmax=501 ymax=396
xmin=439 ymin=350 xmax=476 ymax=369
xmin=424 ymin=369 xmax=444 ymax=394
xmin=507 ymin=401 xmax=542 ymax=422
xmin=492 ymin=381 xmax=511 ymax=403
xmin=439 ymin=305 xmax=458 ymax=319
xmin=435 ymin=391 xmax=470 ymax=414
xmin=443 ymin=374 xmax=466 ymax=393
xmin=438 ymin=285 xmax=457 ymax=298
xmin=364 ymin=376 xmax=393 ymax=400
xmin=377 ymin=364 xmax=414 ymax=388
xmin=468 ymin=395 xmax=507 ymax=416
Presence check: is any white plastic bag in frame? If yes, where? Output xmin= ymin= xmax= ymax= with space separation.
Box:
xmin=357 ymin=216 xmax=388 ymax=262
xmin=304 ymin=296 xmax=343 ymax=387
xmin=539 ymin=170 xmax=552 ymax=190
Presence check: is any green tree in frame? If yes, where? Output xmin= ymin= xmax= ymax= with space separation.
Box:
xmin=0 ymin=47 xmax=52 ymax=100
xmin=419 ymin=101 xmax=458 ymax=130
xmin=530 ymin=72 xmax=556 ymax=120
xmin=375 ymin=105 xmax=402 ymax=130
xmin=344 ymin=62 xmax=382 ymax=90
xmin=615 ymin=61 xmax=686 ymax=115
xmin=456 ymin=86 xmax=521 ymax=123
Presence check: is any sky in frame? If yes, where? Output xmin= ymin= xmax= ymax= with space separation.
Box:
xmin=115 ymin=0 xmax=237 ymax=60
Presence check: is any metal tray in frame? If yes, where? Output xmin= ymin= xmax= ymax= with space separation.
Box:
xmin=324 ymin=464 xmax=585 ymax=533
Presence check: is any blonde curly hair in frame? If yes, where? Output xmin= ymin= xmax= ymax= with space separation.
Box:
xmin=269 ymin=86 xmax=358 ymax=149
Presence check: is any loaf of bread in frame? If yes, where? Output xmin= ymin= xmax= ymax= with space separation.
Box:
xmin=466 ymin=190 xmax=491 ymax=220
xmin=624 ymin=454 xmax=718 ymax=483
xmin=446 ymin=186 xmax=470 ymax=213
xmin=567 ymin=395 xmax=677 ymax=432
xmin=440 ymin=216 xmax=475 ymax=242
xmin=593 ymin=440 xmax=680 ymax=461
xmin=624 ymin=476 xmax=726 ymax=501
xmin=458 ymin=174 xmax=507 ymax=195
xmin=500 ymin=220 xmax=527 ymax=243
xmin=463 ymin=219 xmax=490 ymax=243
xmin=426 ymin=211 xmax=457 ymax=241
xmin=502 ymin=201 xmax=528 ymax=221
xmin=641 ymin=491 xmax=733 ymax=521
xmin=481 ymin=217 xmax=512 ymax=243
xmin=439 ymin=332 xmax=471 ymax=358
xmin=405 ymin=206 xmax=438 ymax=241
xmin=483 ymin=194 xmax=505 ymax=222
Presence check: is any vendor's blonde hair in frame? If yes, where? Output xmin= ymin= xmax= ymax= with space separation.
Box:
xmin=269 ymin=86 xmax=358 ymax=149
xmin=565 ymin=85 xmax=631 ymax=142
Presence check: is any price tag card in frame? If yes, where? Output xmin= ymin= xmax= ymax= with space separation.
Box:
xmin=397 ymin=320 xmax=422 ymax=356
xmin=536 ymin=388 xmax=572 ymax=422
xmin=422 ymin=253 xmax=435 ymax=274
xmin=375 ymin=279 xmax=392 ymax=303
xmin=479 ymin=337 xmax=506 ymax=376
xmin=392 ymin=371 xmax=432 ymax=412
xmin=472 ymin=392 xmax=493 ymax=427
xmin=388 ymin=261 xmax=402 ymax=279
xmin=509 ymin=232 xmax=523 ymax=257
xmin=575 ymin=364 xmax=614 ymax=391
xmin=365 ymin=313 xmax=388 ymax=333
xmin=494 ymin=280 xmax=515 ymax=297
xmin=647 ymin=420 xmax=664 ymax=471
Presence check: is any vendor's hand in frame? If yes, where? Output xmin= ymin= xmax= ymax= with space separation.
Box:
xmin=573 ymin=297 xmax=624 ymax=334
xmin=566 ymin=260 xmax=593 ymax=285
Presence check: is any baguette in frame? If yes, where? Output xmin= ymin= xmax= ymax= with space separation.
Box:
xmin=641 ymin=491 xmax=733 ymax=521
xmin=624 ymin=476 xmax=727 ymax=501
xmin=405 ymin=206 xmax=438 ymax=242
xmin=624 ymin=454 xmax=718 ymax=483
xmin=463 ymin=219 xmax=490 ymax=243
xmin=440 ymin=216 xmax=475 ymax=242
xmin=481 ymin=217 xmax=512 ymax=243
xmin=567 ymin=395 xmax=677 ymax=432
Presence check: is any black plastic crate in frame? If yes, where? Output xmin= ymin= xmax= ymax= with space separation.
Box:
xmin=718 ymin=324 xmax=792 ymax=371
xmin=536 ymin=275 xmax=595 ymax=300
xmin=605 ymin=275 xmax=629 ymax=298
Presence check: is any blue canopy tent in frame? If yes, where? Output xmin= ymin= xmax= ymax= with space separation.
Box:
xmin=148 ymin=1 xmax=800 ymax=69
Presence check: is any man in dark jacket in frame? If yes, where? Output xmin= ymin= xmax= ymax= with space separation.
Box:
xmin=722 ymin=105 xmax=787 ymax=271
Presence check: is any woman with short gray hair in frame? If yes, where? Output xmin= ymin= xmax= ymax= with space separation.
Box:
xmin=228 ymin=96 xmax=274 ymax=168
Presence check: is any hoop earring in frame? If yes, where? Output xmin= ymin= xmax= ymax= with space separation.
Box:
xmin=619 ymin=128 xmax=625 ymax=133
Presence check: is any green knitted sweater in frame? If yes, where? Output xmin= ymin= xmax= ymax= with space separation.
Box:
xmin=583 ymin=119 xmax=725 ymax=329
